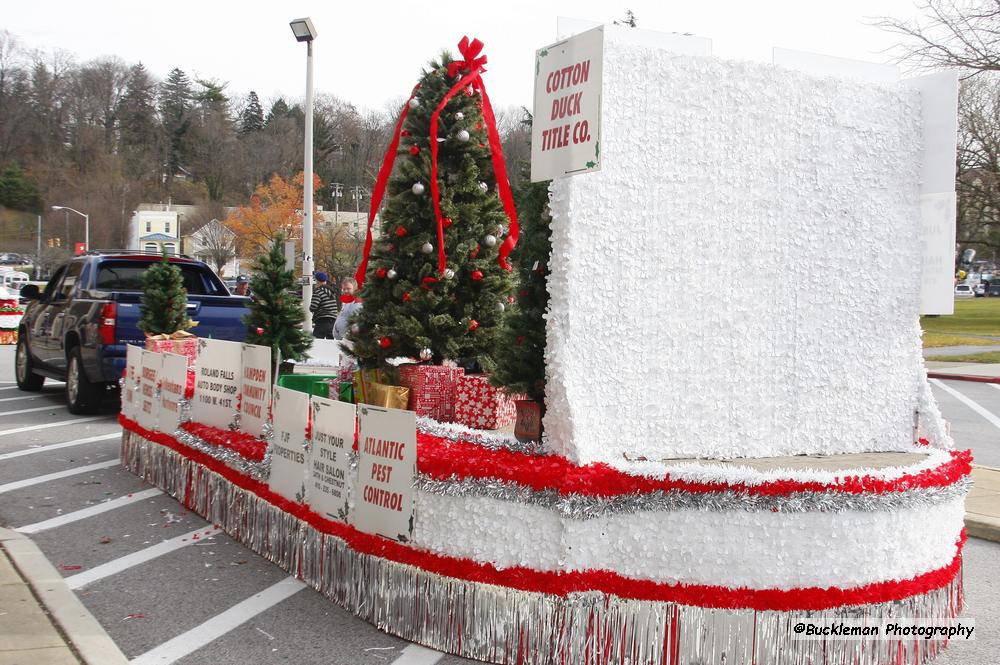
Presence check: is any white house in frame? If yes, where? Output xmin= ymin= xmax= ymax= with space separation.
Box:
xmin=130 ymin=209 xmax=181 ymax=255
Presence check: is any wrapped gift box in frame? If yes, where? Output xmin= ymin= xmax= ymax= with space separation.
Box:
xmin=145 ymin=336 xmax=199 ymax=366
xmin=398 ymin=364 xmax=465 ymax=422
xmin=453 ymin=374 xmax=524 ymax=430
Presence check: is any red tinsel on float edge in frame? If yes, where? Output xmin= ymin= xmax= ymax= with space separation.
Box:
xmin=179 ymin=421 xmax=267 ymax=462
xmin=414 ymin=431 xmax=973 ymax=498
xmin=119 ymin=415 xmax=966 ymax=612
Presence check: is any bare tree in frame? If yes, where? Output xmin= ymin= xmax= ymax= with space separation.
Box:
xmin=956 ymin=77 xmax=1000 ymax=255
xmin=876 ymin=0 xmax=1000 ymax=74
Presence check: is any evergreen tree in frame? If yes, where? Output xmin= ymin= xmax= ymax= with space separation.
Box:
xmin=0 ymin=164 xmax=42 ymax=212
xmin=159 ymin=68 xmax=193 ymax=182
xmin=118 ymin=63 xmax=158 ymax=181
xmin=243 ymin=234 xmax=312 ymax=372
xmin=265 ymin=98 xmax=291 ymax=127
xmin=138 ymin=253 xmax=194 ymax=335
xmin=346 ymin=50 xmax=515 ymax=369
xmin=491 ymin=178 xmax=551 ymax=402
xmin=239 ymin=91 xmax=264 ymax=135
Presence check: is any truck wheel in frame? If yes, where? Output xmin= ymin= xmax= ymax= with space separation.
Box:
xmin=66 ymin=347 xmax=101 ymax=414
xmin=15 ymin=337 xmax=44 ymax=391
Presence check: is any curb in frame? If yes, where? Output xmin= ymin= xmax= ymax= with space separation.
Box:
xmin=927 ymin=372 xmax=1000 ymax=384
xmin=0 ymin=527 xmax=130 ymax=665
xmin=965 ymin=514 xmax=1000 ymax=543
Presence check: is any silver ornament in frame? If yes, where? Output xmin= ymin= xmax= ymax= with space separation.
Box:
xmin=408 ymin=98 xmax=420 ymax=109
xmin=420 ymin=242 xmax=434 ymax=254
xmin=483 ymin=234 xmax=497 ymax=247
xmin=456 ymin=129 xmax=470 ymax=142
xmin=478 ymin=181 xmax=488 ymax=193
xmin=419 ymin=348 xmax=433 ymax=361
xmin=411 ymin=182 xmax=425 ymax=195
xmin=443 ymin=269 xmax=455 ymax=279
xmin=386 ymin=269 xmax=397 ymax=280
xmin=496 ymin=301 xmax=505 ymax=312
xmin=350 ymin=323 xmax=360 ymax=335
xmin=454 ymin=111 xmax=464 ymax=120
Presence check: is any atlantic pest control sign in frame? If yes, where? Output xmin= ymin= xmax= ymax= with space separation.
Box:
xmin=531 ymin=26 xmax=604 ymax=181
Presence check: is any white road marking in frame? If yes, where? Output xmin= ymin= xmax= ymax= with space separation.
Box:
xmin=0 ymin=417 xmax=111 ymax=438
xmin=0 ymin=404 xmax=74 ymax=417
xmin=15 ymin=488 xmax=163 ymax=534
xmin=0 ymin=432 xmax=120 ymax=460
xmin=0 ymin=459 xmax=120 ymax=494
xmin=391 ymin=644 xmax=445 ymax=665
xmin=931 ymin=379 xmax=1000 ymax=431
xmin=990 ymin=383 xmax=1000 ymax=393
xmin=66 ymin=525 xmax=221 ymax=590
xmin=129 ymin=577 xmax=306 ymax=665
xmin=0 ymin=394 xmax=59 ymax=403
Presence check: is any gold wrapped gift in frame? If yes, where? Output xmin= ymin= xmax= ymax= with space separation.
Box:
xmin=362 ymin=381 xmax=410 ymax=410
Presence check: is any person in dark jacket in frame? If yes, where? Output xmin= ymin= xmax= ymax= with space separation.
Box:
xmin=310 ymin=272 xmax=338 ymax=339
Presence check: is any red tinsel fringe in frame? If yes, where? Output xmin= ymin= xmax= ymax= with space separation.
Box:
xmin=179 ymin=421 xmax=267 ymax=462
xmin=119 ymin=415 xmax=965 ymax=612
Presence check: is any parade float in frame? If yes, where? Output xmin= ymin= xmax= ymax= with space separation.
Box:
xmin=119 ymin=26 xmax=969 ymax=664
xmin=0 ymin=287 xmax=25 ymax=344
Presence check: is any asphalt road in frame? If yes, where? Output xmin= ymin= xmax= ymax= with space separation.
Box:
xmin=0 ymin=345 xmax=997 ymax=665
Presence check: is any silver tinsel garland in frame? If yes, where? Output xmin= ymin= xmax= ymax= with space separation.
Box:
xmin=120 ymin=431 xmax=964 ymax=665
xmin=416 ymin=416 xmax=548 ymax=455
xmin=414 ymin=476 xmax=973 ymax=518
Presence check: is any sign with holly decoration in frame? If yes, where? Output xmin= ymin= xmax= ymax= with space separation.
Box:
xmin=122 ymin=344 xmax=142 ymax=421
xmin=306 ymin=396 xmax=357 ymax=523
xmin=137 ymin=350 xmax=162 ymax=432
xmin=531 ymin=25 xmax=604 ymax=181
xmin=158 ymin=352 xmax=187 ymax=434
xmin=268 ymin=386 xmax=310 ymax=504
xmin=354 ymin=405 xmax=416 ymax=542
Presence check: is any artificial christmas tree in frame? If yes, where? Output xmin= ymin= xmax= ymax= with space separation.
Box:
xmin=139 ymin=252 xmax=195 ymax=336
xmin=347 ymin=38 xmax=518 ymax=372
xmin=244 ymin=234 xmax=312 ymax=375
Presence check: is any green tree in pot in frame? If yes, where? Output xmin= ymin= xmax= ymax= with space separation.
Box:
xmin=139 ymin=252 xmax=195 ymax=336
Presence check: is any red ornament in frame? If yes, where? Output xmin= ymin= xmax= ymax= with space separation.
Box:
xmin=468 ymin=319 xmax=479 ymax=332
xmin=421 ymin=276 xmax=439 ymax=286
xmin=442 ymin=217 xmax=453 ymax=229
xmin=469 ymin=244 xmax=480 ymax=259
xmin=402 ymin=292 xmax=412 ymax=302
xmin=256 ymin=327 xmax=264 ymax=335
xmin=409 ymin=145 xmax=420 ymax=156
xmin=471 ymin=270 xmax=484 ymax=282
xmin=476 ymin=122 xmax=483 ymax=130
xmin=401 ymin=129 xmax=410 ymax=137
xmin=376 ymin=267 xmax=387 ymax=279
xmin=395 ymin=226 xmax=408 ymax=238
xmin=507 ymin=296 xmax=515 ymax=304
xmin=379 ymin=336 xmax=392 ymax=349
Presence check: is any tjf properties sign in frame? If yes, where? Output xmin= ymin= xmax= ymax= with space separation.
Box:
xmin=530 ymin=26 xmax=604 ymax=182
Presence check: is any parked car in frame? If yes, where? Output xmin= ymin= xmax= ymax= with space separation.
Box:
xmin=16 ymin=253 xmax=250 ymax=414
xmin=975 ymin=284 xmax=987 ymax=297
xmin=954 ymin=284 xmax=974 ymax=298
xmin=988 ymin=283 xmax=1000 ymax=297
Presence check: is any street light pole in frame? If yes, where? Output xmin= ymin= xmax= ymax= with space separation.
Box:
xmin=36 ymin=215 xmax=42 ymax=279
xmin=331 ymin=182 xmax=343 ymax=226
xmin=51 ymin=206 xmax=90 ymax=253
xmin=290 ymin=17 xmax=318 ymax=332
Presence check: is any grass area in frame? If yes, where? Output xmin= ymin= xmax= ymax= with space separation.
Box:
xmin=929 ymin=350 xmax=1000 ymax=363
xmin=921 ymin=298 xmax=1000 ymax=336
xmin=922 ymin=332 xmax=1000 ymax=348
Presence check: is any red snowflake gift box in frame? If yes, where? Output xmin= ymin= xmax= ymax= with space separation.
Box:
xmin=398 ymin=364 xmax=465 ymax=422
xmin=453 ymin=374 xmax=524 ymax=430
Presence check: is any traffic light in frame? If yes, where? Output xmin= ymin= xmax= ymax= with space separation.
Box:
xmin=55 ymin=237 xmax=61 ymax=247
xmin=47 ymin=238 xmax=53 ymax=248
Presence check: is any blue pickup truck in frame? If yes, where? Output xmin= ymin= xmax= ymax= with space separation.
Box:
xmin=15 ymin=253 xmax=249 ymax=414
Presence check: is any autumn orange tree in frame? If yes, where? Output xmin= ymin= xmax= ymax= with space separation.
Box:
xmin=224 ymin=172 xmax=322 ymax=259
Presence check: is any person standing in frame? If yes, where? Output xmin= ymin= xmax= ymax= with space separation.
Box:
xmin=310 ymin=272 xmax=338 ymax=339
xmin=234 ymin=275 xmax=251 ymax=297
xmin=333 ymin=277 xmax=362 ymax=340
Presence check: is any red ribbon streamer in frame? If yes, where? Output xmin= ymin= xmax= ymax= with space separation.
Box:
xmin=354 ymin=85 xmax=419 ymax=288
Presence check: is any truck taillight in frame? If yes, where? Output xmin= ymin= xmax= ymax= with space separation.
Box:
xmin=99 ymin=303 xmax=116 ymax=344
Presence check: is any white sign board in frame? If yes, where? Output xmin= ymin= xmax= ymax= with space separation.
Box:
xmin=306 ymin=397 xmax=356 ymax=522
xmin=531 ymin=26 xmax=604 ymax=182
xmin=240 ymin=344 xmax=271 ymax=437
xmin=353 ymin=405 xmax=416 ymax=542
xmin=268 ymin=386 xmax=310 ymax=503
xmin=122 ymin=344 xmax=142 ymax=421
xmin=191 ymin=339 xmax=242 ymax=429
xmin=137 ymin=350 xmax=162 ymax=432
xmin=158 ymin=352 xmax=187 ymax=434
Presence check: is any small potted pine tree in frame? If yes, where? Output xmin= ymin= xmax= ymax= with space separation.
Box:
xmin=140 ymin=252 xmax=198 ymax=364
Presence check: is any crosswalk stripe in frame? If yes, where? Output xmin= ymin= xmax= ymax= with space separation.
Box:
xmin=0 ymin=405 xmax=73 ymax=417
xmin=0 ymin=432 xmax=120 ymax=460
xmin=15 ymin=488 xmax=163 ymax=534
xmin=0 ymin=417 xmax=110 ymax=438
xmin=66 ymin=525 xmax=221 ymax=590
xmin=129 ymin=578 xmax=305 ymax=665
xmin=0 ymin=394 xmax=60 ymax=403
xmin=391 ymin=645 xmax=445 ymax=665
xmin=931 ymin=379 xmax=1000 ymax=431
xmin=0 ymin=459 xmax=120 ymax=494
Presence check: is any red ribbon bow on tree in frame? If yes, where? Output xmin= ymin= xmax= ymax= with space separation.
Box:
xmin=354 ymin=37 xmax=520 ymax=288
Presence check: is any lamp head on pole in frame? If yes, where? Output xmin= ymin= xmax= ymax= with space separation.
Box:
xmin=289 ymin=17 xmax=317 ymax=42
xmin=51 ymin=206 xmax=65 ymax=211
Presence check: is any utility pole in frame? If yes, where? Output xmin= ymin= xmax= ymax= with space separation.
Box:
xmin=36 ymin=215 xmax=42 ymax=280
xmin=331 ymin=182 xmax=343 ymax=226
xmin=351 ymin=186 xmax=364 ymax=236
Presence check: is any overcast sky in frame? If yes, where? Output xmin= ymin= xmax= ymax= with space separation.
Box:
xmin=4 ymin=0 xmax=927 ymax=112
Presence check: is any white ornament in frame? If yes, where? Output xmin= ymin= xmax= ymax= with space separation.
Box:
xmin=421 ymin=242 xmax=434 ymax=254
xmin=411 ymin=182 xmax=425 ymax=195
xmin=386 ymin=269 xmax=397 ymax=280
xmin=444 ymin=269 xmax=455 ymax=279
xmin=456 ymin=129 xmax=470 ymax=142
xmin=455 ymin=112 xmax=465 ymax=120
xmin=483 ymin=234 xmax=497 ymax=247
xmin=408 ymin=98 xmax=420 ymax=109
xmin=350 ymin=324 xmax=360 ymax=335
xmin=496 ymin=302 xmax=506 ymax=312
xmin=478 ymin=181 xmax=489 ymax=193
xmin=419 ymin=348 xmax=433 ymax=361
